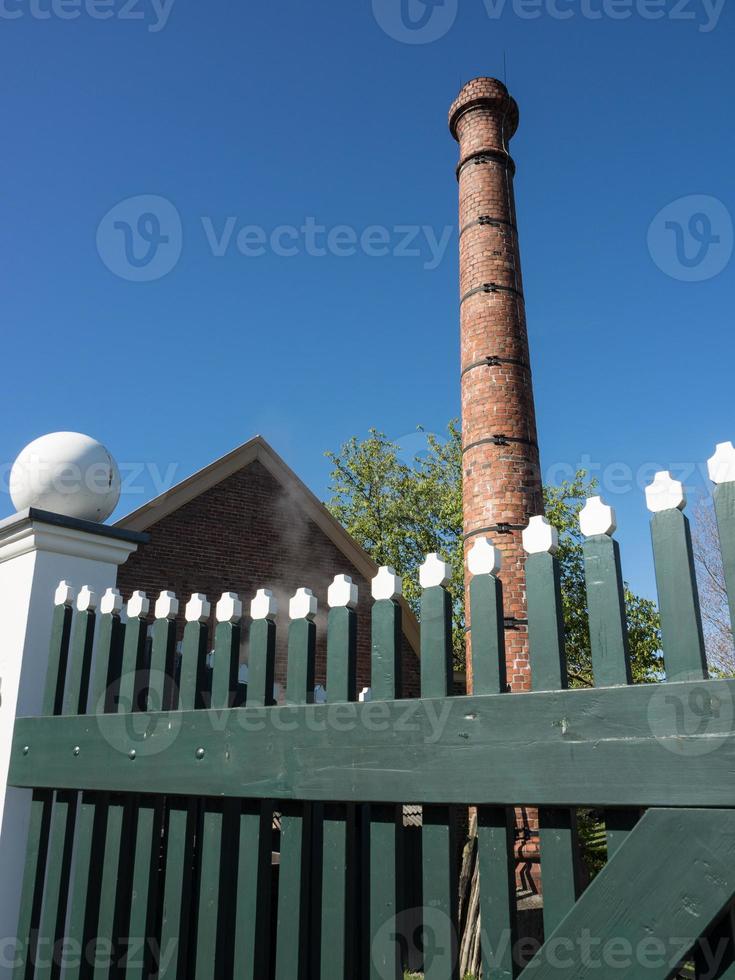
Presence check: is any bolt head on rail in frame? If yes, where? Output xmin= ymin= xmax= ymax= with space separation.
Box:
xmin=579 ymin=497 xmax=617 ymax=537
xmin=289 ymin=587 xmax=317 ymax=621
xmin=645 ymin=472 xmax=686 ymax=513
xmin=250 ymin=588 xmax=277 ymax=621
xmin=467 ymin=537 xmax=502 ymax=576
xmin=708 ymin=442 xmax=735 ymax=485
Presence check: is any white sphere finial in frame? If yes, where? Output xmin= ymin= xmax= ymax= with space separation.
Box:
xmin=9 ymin=432 xmax=121 ymax=522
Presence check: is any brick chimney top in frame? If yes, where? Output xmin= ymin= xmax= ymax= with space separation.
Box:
xmin=448 ymin=77 xmax=519 ymax=144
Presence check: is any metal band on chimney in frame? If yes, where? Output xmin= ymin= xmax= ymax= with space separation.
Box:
xmin=462 ymin=435 xmax=539 ymax=454
xmin=460 ymin=354 xmax=530 ymax=378
xmin=464 ymin=523 xmax=526 ymax=539
xmin=459 ymin=216 xmax=517 ymax=238
xmin=460 ymin=283 xmax=524 ymax=305
xmin=456 ymin=148 xmax=516 ymax=180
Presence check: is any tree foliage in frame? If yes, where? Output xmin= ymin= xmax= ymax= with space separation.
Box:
xmin=326 ymin=422 xmax=662 ymax=682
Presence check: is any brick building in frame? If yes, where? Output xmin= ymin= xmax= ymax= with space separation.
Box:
xmin=115 ymin=435 xmax=421 ymax=698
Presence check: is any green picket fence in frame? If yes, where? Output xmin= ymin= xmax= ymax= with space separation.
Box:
xmin=7 ymin=449 xmax=735 ymax=980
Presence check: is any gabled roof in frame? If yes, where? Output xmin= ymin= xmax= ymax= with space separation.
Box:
xmin=115 ymin=435 xmax=420 ymax=652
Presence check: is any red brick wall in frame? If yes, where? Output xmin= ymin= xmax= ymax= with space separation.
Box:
xmin=117 ymin=460 xmax=420 ymax=698
xmin=449 ymin=78 xmax=544 ymax=695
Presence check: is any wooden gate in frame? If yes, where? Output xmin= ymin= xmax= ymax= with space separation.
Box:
xmin=7 ymin=464 xmax=735 ymax=979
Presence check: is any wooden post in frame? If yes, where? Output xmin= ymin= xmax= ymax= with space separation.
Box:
xmin=275 ymin=587 xmax=317 ymax=980
xmin=646 ymin=472 xmax=707 ymax=681
xmin=369 ymin=566 xmax=404 ymax=980
xmin=420 ymin=554 xmax=459 ymax=980
xmin=709 ymin=442 xmax=735 ymax=642
xmin=158 ymin=593 xmax=210 ymax=980
xmin=195 ymin=592 xmax=242 ymax=980
xmin=524 ymin=517 xmax=583 ymax=937
xmin=468 ymin=538 xmax=517 ymax=980
xmin=233 ymin=589 xmax=277 ymax=980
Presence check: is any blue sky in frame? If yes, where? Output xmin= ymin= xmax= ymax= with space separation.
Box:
xmin=1 ymin=0 xmax=733 ymax=599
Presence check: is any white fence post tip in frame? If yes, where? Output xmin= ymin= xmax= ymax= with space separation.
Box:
xmin=645 ymin=471 xmax=686 ymax=514
xmin=371 ymin=566 xmax=402 ymax=601
xmin=579 ymin=496 xmax=617 ymax=537
xmin=100 ymin=588 xmax=123 ymax=616
xmin=328 ymin=574 xmax=358 ymax=609
xmin=522 ymin=515 xmax=559 ymax=555
xmin=467 ymin=537 xmax=502 ymax=576
xmin=359 ymin=686 xmax=372 ymax=702
xmin=289 ymin=587 xmax=317 ymax=621
xmin=251 ymin=588 xmax=277 ymax=621
xmin=54 ymin=581 xmax=75 ymax=607
xmin=127 ymin=591 xmax=150 ymax=620
xmin=76 ymin=586 xmax=97 ymax=613
xmin=216 ymin=592 xmax=243 ymax=624
xmin=708 ymin=442 xmax=735 ymax=485
xmin=419 ymin=553 xmax=451 ymax=589
xmin=185 ymin=593 xmax=211 ymax=623
xmin=155 ymin=590 xmax=179 ymax=621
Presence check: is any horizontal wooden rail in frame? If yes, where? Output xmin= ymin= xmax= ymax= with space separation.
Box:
xmin=10 ymin=678 xmax=735 ymax=808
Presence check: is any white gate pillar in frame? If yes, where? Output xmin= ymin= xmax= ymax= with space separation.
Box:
xmin=0 ymin=508 xmax=144 ymax=953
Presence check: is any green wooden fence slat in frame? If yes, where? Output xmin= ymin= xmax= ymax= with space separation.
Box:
xmin=537 ymin=807 xmax=582 ymax=936
xmin=63 ymin=607 xmax=96 ymax=716
xmin=231 ymin=611 xmax=274 ymax=977
xmin=159 ymin=613 xmax=207 ymax=980
xmin=477 ymin=807 xmax=516 ymax=980
xmin=526 ymin=551 xmax=567 ymax=691
xmin=470 ymin=563 xmax=517 ymax=980
xmin=326 ymin=604 xmax=357 ymax=704
xmin=714 ymin=481 xmax=735 ymax=639
xmin=470 ymin=573 xmax=507 ymax=695
xmin=526 ymin=547 xmax=583 ymax=940
xmin=13 ymin=791 xmax=52 ymax=980
xmin=93 ymin=604 xmax=150 ymax=980
xmin=275 ymin=608 xmax=316 ymax=980
xmin=14 ymin=597 xmax=73 ymax=980
xmin=370 ymin=590 xmax=403 ymax=980
xmin=605 ymin=807 xmax=641 ymax=859
xmin=246 ymin=617 xmax=276 ymax=708
xmin=63 ymin=605 xmax=122 ymax=980
xmin=651 ymin=508 xmax=708 ymax=681
xmin=420 ymin=571 xmax=458 ymax=980
xmin=420 ymin=583 xmax=453 ymax=700
xmin=232 ymin=800 xmax=273 ymax=980
xmin=319 ymin=600 xmax=357 ymax=979
xmin=195 ymin=611 xmax=241 ymax=980
xmin=371 ymin=595 xmax=402 ymax=702
xmin=527 ymin=808 xmax=735 ymax=979
xmin=583 ymin=534 xmax=633 ymax=687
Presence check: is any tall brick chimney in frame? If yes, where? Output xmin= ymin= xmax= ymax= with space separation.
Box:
xmin=449 ymin=78 xmax=543 ymax=694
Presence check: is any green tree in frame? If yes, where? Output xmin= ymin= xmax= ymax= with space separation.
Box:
xmin=326 ymin=422 xmax=662 ymax=682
